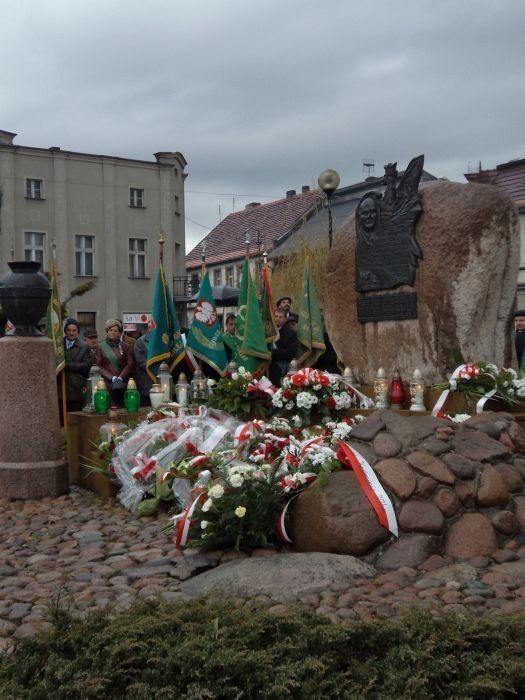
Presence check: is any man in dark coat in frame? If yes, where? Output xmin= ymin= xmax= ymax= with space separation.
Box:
xmin=62 ymin=317 xmax=92 ymax=412
xmin=269 ymin=310 xmax=298 ymax=386
xmin=133 ymin=330 xmax=152 ymax=406
xmin=513 ymin=310 xmax=525 ymax=374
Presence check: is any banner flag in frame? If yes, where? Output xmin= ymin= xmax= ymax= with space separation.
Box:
xmin=236 ymin=258 xmax=271 ymax=373
xmin=45 ymin=251 xmax=65 ymax=374
xmin=146 ymin=260 xmax=185 ymax=381
xmin=186 ymin=271 xmax=228 ymax=376
xmin=261 ymin=264 xmax=278 ymax=344
xmin=297 ymin=263 xmax=326 ymax=367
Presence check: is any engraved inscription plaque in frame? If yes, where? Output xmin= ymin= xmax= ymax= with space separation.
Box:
xmin=357 ymin=292 xmax=417 ymax=323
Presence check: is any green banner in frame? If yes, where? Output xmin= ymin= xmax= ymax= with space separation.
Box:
xmin=186 ymin=272 xmax=228 ymax=376
xmin=146 ymin=262 xmax=185 ymax=381
xmin=45 ymin=254 xmax=65 ymax=374
xmin=297 ymin=264 xmax=326 ymax=367
xmin=236 ymin=258 xmax=271 ymax=373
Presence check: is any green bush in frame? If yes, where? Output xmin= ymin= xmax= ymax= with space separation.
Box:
xmin=1 ymin=600 xmax=525 ymax=699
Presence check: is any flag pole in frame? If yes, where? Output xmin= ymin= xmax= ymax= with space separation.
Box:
xmin=159 ymin=229 xmax=165 ymax=264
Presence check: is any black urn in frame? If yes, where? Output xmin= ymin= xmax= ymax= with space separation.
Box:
xmin=0 ymin=261 xmax=51 ymax=336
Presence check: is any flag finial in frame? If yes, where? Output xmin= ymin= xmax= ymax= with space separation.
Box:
xmin=159 ymin=230 xmax=165 ymax=263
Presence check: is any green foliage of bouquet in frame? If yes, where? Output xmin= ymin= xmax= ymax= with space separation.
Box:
xmin=189 ymin=461 xmax=285 ymax=551
xmin=206 ymin=367 xmax=274 ymax=420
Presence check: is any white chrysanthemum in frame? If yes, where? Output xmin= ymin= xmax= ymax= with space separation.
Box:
xmin=208 ymin=484 xmax=224 ymax=499
xmin=201 ymin=498 xmax=213 ymax=512
xmin=292 ymin=414 xmax=303 ymax=427
xmin=230 ymin=473 xmax=244 ymax=488
xmin=272 ymin=390 xmax=284 ymax=408
xmin=235 ymin=505 xmax=246 ymax=518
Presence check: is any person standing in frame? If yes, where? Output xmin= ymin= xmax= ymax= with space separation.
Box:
xmin=276 ymin=296 xmax=292 ymax=317
xmin=513 ymin=310 xmax=525 ymax=375
xmin=83 ymin=328 xmax=99 ymax=364
xmin=62 ymin=317 xmax=92 ymax=412
xmin=96 ymin=319 xmax=135 ymax=407
xmin=269 ymin=309 xmax=298 ymax=386
xmin=133 ymin=330 xmax=152 ymax=406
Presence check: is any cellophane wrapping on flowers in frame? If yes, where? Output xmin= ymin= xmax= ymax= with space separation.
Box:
xmin=112 ymin=407 xmax=242 ymax=511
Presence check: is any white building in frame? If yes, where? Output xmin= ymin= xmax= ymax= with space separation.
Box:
xmin=0 ymin=129 xmax=187 ymax=334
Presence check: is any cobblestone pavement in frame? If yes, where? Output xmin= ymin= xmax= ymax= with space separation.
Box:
xmin=2 ymin=488 xmax=525 ymax=651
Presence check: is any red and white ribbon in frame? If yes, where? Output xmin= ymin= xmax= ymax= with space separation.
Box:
xmin=173 ymin=493 xmax=204 ymax=547
xmin=233 ymin=420 xmax=265 ymax=447
xmin=247 ymin=376 xmax=276 ymax=396
xmin=130 ymin=454 xmax=157 ymax=480
xmin=277 ymin=493 xmax=301 ymax=543
xmin=337 ymin=441 xmax=398 ymax=537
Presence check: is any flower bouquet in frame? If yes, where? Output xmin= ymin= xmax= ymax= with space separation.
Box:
xmin=432 ymin=362 xmax=525 ymax=415
xmin=206 ymin=366 xmax=276 ymax=420
xmin=271 ymin=368 xmax=363 ymax=426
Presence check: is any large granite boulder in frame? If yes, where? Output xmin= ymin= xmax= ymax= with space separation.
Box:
xmin=323 ymin=180 xmax=520 ymax=383
xmin=287 ymin=412 xmax=525 ymax=568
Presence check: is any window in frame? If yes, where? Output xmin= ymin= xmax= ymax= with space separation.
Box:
xmin=174 ymin=194 xmax=180 ymax=215
xmin=129 ymin=188 xmax=144 ymax=208
xmin=237 ymin=265 xmax=243 ymax=285
xmin=214 ymin=268 xmax=222 ymax=286
xmin=75 ymin=235 xmax=95 ymax=276
xmin=24 ymin=231 xmax=45 ymax=266
xmin=77 ymin=311 xmax=97 ymax=336
xmin=129 ymin=238 xmax=147 ymax=277
xmin=226 ymin=266 xmax=234 ymax=286
xmin=25 ymin=178 xmax=43 ymax=199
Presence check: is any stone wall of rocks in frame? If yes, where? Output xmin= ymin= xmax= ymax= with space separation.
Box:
xmin=290 ymin=410 xmax=525 ymax=570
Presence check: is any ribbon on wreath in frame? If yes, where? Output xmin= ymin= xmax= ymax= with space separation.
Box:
xmin=337 ymin=374 xmax=376 ymax=409
xmin=173 ymin=492 xmax=205 ymax=547
xmin=130 ymin=454 xmax=157 ymax=481
xmin=431 ymin=363 xmax=494 ymax=417
xmin=233 ymin=420 xmax=265 ymax=448
xmin=336 ymin=441 xmax=398 ymax=537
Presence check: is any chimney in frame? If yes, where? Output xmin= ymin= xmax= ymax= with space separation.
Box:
xmin=0 ymin=130 xmax=17 ymax=146
xmin=245 ymin=202 xmax=261 ymax=210
xmin=301 ymin=185 xmax=310 ymax=193
xmin=286 ymin=190 xmax=296 ymax=199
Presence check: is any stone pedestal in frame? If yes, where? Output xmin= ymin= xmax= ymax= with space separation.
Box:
xmin=0 ymin=335 xmax=68 ymax=498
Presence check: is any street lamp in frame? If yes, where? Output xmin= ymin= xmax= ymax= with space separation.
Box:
xmin=318 ymin=168 xmax=340 ymax=248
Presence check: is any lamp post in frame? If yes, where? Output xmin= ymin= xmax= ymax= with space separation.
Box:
xmin=318 ymin=169 xmax=340 ymax=248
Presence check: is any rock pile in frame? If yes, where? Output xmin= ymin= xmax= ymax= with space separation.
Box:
xmin=290 ymin=410 xmax=525 ymax=570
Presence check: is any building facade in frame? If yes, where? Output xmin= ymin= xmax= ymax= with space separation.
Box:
xmin=185 ymin=187 xmax=320 ymax=325
xmin=0 ymin=130 xmax=187 ymax=334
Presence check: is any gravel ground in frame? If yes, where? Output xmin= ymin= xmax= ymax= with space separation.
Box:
xmin=2 ymin=487 xmax=525 ymax=652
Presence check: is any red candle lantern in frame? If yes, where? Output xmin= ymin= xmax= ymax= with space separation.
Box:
xmin=390 ymin=369 xmax=405 ymax=409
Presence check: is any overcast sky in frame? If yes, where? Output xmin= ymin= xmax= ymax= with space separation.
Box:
xmin=1 ymin=0 xmax=524 ymax=253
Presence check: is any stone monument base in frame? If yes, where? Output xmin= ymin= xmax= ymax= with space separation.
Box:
xmin=0 ymin=335 xmax=69 ymax=499
xmin=0 ymin=459 xmax=68 ymax=499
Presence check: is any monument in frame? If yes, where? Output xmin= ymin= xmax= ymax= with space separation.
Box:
xmin=323 ymin=159 xmax=520 ymax=383
xmin=0 ymin=261 xmax=68 ymax=498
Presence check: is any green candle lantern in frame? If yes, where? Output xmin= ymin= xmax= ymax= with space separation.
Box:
xmin=94 ymin=379 xmax=110 ymax=414
xmin=124 ymin=378 xmax=141 ymax=414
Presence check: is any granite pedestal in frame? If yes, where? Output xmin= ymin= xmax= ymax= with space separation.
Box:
xmin=0 ymin=335 xmax=68 ymax=498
